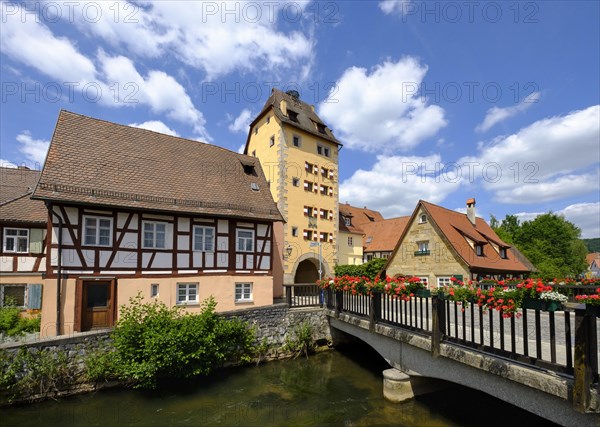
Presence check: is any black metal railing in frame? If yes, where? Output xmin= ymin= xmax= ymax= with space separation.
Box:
xmin=328 ymin=289 xmax=599 ymax=412
xmin=284 ymin=284 xmax=322 ymax=308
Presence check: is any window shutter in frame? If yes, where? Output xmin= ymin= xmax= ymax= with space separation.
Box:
xmin=29 ymin=229 xmax=44 ymax=254
xmin=27 ymin=284 xmax=42 ymax=309
xmin=305 ymin=162 xmax=309 ymax=171
xmin=329 ymin=170 xmax=334 ymax=179
xmin=329 ymin=211 xmax=333 ymax=220
xmin=328 ymin=187 xmax=333 ymax=196
xmin=304 ymin=181 xmax=309 ymax=189
xmin=329 ymin=234 xmax=333 ymax=243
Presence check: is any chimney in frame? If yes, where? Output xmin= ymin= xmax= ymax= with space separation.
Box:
xmin=466 ymin=198 xmax=476 ymax=225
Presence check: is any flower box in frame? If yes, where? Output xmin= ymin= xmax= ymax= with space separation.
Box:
xmin=586 ymin=304 xmax=600 ymax=317
xmin=522 ymin=298 xmax=545 ymax=311
xmin=522 ymin=298 xmax=563 ymax=312
xmin=416 ymin=289 xmax=431 ymax=298
xmin=543 ymin=300 xmax=563 ymax=312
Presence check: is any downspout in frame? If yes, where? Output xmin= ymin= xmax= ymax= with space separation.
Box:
xmin=47 ymin=203 xmax=63 ymax=336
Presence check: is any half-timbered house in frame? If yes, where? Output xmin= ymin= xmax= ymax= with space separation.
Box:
xmin=0 ymin=166 xmax=46 ymax=311
xmin=32 ymin=111 xmax=283 ymax=337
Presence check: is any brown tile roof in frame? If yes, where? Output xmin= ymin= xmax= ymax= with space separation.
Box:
xmin=32 ymin=111 xmax=283 ymax=222
xmin=244 ymin=88 xmax=341 ymax=153
xmin=362 ymin=216 xmax=410 ymax=252
xmin=419 ymin=201 xmax=532 ymax=272
xmin=0 ymin=167 xmax=47 ymax=224
xmin=339 ymin=203 xmax=385 ymax=228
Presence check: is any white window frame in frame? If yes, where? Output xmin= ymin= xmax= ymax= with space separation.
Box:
xmin=417 ymin=241 xmax=429 ymax=252
xmin=83 ymin=216 xmax=113 ymax=247
xmin=177 ymin=283 xmax=198 ymax=305
xmin=3 ymin=228 xmax=29 ymax=253
xmin=437 ymin=277 xmax=452 ymax=288
xmin=142 ymin=221 xmax=167 ymax=249
xmin=419 ymin=214 xmax=427 ymax=224
xmin=235 ymin=283 xmax=253 ymax=303
xmin=0 ymin=284 xmax=27 ymax=308
xmin=193 ymin=225 xmax=215 ymax=252
xmin=418 ymin=277 xmax=429 ymax=288
xmin=150 ymin=283 xmax=159 ymax=298
xmin=236 ymin=229 xmax=254 ymax=252
xmin=344 ymin=217 xmax=351 ymax=226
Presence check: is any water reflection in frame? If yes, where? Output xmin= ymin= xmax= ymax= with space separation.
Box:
xmin=2 ymin=345 xmax=556 ymax=427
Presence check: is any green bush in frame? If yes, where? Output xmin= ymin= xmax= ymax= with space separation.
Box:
xmin=110 ymin=294 xmax=255 ymax=389
xmin=0 ymin=300 xmax=40 ymax=337
xmin=334 ymin=258 xmax=388 ymax=280
xmin=0 ymin=347 xmax=76 ymax=402
xmin=283 ymin=321 xmax=314 ymax=359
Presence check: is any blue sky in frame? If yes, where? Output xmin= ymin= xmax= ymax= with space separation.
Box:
xmin=1 ymin=1 xmax=599 ymax=237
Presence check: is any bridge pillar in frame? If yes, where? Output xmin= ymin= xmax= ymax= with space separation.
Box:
xmin=382 ymin=369 xmax=414 ymax=403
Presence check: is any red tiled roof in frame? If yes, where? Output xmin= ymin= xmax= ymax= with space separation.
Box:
xmin=362 ymin=216 xmax=410 ymax=252
xmin=0 ymin=167 xmax=47 ymax=224
xmin=32 ymin=111 xmax=283 ymax=222
xmin=419 ymin=201 xmax=531 ymax=272
xmin=587 ymin=253 xmax=600 ymax=267
xmin=338 ymin=203 xmax=385 ymax=228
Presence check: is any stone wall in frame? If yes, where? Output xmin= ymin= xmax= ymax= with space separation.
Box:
xmin=0 ymin=305 xmax=331 ymax=405
xmin=221 ymin=303 xmax=332 ymax=359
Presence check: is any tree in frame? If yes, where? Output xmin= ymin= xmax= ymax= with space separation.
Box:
xmin=492 ymin=213 xmax=588 ymax=279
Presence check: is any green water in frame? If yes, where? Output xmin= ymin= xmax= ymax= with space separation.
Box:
xmin=1 ymin=345 xmax=555 ymax=427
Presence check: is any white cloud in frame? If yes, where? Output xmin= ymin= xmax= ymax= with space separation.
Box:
xmin=0 ymin=159 xmax=18 ymax=168
xmin=1 ymin=4 xmax=210 ymax=140
xmin=460 ymin=105 xmax=600 ymax=203
xmin=70 ymin=1 xmax=314 ymax=80
xmin=129 ymin=121 xmax=179 ymax=136
xmin=319 ymin=58 xmax=447 ymax=153
xmin=16 ymin=132 xmax=50 ymax=165
xmin=237 ymin=144 xmax=246 ymax=154
xmin=514 ymin=202 xmax=600 ymax=239
xmin=0 ymin=4 xmax=96 ymax=83
xmin=378 ymin=0 xmax=412 ymax=15
xmin=339 ymin=154 xmax=461 ymax=217
xmin=98 ymin=52 xmax=211 ymax=140
xmin=476 ymin=92 xmax=541 ymax=132
xmin=228 ymin=109 xmax=253 ymax=134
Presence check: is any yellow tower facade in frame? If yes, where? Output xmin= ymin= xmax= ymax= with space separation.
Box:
xmin=245 ymin=89 xmax=341 ymax=289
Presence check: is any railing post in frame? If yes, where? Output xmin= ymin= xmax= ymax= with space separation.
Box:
xmin=573 ymin=307 xmax=593 ymax=412
xmin=286 ymin=285 xmax=292 ymax=307
xmin=335 ymin=291 xmax=343 ymax=317
xmin=431 ymin=295 xmax=445 ymax=357
xmin=370 ymin=292 xmax=382 ymax=331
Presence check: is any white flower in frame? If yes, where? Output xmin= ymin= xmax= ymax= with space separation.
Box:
xmin=539 ymin=291 xmax=568 ymax=302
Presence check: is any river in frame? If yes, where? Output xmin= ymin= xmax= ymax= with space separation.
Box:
xmin=2 ymin=343 xmax=556 ymax=426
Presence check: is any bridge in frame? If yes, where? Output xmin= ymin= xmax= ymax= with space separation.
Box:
xmin=284 ymin=285 xmax=600 ymax=427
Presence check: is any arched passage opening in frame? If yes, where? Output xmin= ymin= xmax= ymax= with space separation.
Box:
xmin=294 ymin=259 xmax=319 ymax=283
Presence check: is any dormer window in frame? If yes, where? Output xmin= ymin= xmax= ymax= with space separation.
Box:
xmin=288 ymin=110 xmax=299 ymax=123
xmin=242 ymin=164 xmax=256 ymax=175
xmin=476 ymin=244 xmax=484 ymax=256
xmin=316 ymin=123 xmax=326 ymax=134
xmin=500 ymin=248 xmax=508 ymax=259
xmin=419 ymin=214 xmax=427 ymax=224
xmin=344 ymin=217 xmax=351 ymax=226
xmin=366 ymin=236 xmax=373 ymax=244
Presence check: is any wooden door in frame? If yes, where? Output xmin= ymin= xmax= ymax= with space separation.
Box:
xmin=82 ymin=281 xmax=115 ymax=331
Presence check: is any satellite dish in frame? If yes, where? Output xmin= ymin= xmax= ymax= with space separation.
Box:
xmin=286 ymin=90 xmax=300 ymax=100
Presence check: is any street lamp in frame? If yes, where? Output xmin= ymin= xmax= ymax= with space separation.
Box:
xmin=284 ymin=245 xmax=293 ymax=260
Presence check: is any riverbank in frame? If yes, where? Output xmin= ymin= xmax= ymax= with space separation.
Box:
xmin=0 ymin=304 xmax=332 ymax=407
